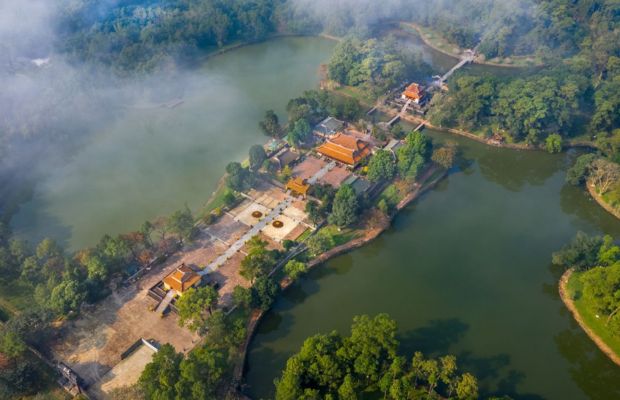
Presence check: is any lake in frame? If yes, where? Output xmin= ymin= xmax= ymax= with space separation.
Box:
xmin=12 ymin=36 xmax=336 ymax=250
xmin=244 ymin=129 xmax=620 ymax=399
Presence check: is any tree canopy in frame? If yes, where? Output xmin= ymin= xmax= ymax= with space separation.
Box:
xmin=397 ymin=131 xmax=432 ymax=180
xmin=240 ymin=235 xmax=276 ymax=283
xmin=176 ymin=286 xmax=219 ymax=333
xmin=554 ymin=233 xmax=620 ymax=336
xmin=368 ymin=150 xmax=396 ymax=183
xmin=259 ymin=110 xmax=281 ymax=138
xmin=328 ymin=37 xmax=430 ymax=95
xmin=275 ymin=314 xmax=480 ymax=400
xmin=249 ymin=145 xmax=267 ymax=172
xmin=329 ymin=185 xmax=359 ymax=228
xmin=225 ymin=162 xmax=253 ymax=191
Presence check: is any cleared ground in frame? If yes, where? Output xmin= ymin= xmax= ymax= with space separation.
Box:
xmin=90 ymin=343 xmax=157 ymax=398
xmin=52 ymin=265 xmax=199 ymax=390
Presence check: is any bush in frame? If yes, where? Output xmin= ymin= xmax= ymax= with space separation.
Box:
xmin=203 ymin=213 xmax=216 ymax=225
xmin=282 ymin=240 xmax=297 ymax=251
xmin=545 ymin=134 xmax=562 ymax=153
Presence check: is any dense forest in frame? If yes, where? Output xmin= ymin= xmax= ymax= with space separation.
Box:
xmin=427 ymin=0 xmax=620 ymax=150
xmin=58 ymin=0 xmax=282 ymax=72
xmin=56 ymin=0 xmax=620 ymax=71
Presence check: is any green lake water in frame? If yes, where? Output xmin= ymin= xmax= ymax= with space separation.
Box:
xmin=245 ymin=129 xmax=620 ymax=400
xmin=11 ymin=37 xmax=336 ymax=250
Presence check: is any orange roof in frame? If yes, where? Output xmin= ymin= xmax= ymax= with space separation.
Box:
xmin=403 ymin=83 xmax=424 ymax=100
xmin=316 ymin=133 xmax=371 ymax=165
xmin=163 ymin=264 xmax=201 ymax=294
xmin=286 ymin=177 xmax=310 ymax=195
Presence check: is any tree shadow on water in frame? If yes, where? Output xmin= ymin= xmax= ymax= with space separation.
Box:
xmin=456 ymin=351 xmax=545 ymax=400
xmin=398 ymin=318 xmax=469 ymax=356
xmin=243 ymin=345 xmax=290 ymax=399
xmin=555 ymin=327 xmax=620 ymax=400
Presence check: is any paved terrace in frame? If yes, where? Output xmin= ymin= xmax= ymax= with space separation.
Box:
xmin=308 ymin=160 xmax=336 ymax=184
xmin=200 ymin=196 xmax=292 ymax=275
xmin=200 ymin=162 xmax=332 ymax=277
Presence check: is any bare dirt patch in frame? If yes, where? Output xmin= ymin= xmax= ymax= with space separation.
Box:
xmin=52 ymin=280 xmax=199 ymax=389
xmin=90 ymin=343 xmax=157 ymax=398
xmin=51 ymin=229 xmax=237 ymax=392
xmin=211 ymin=251 xmax=250 ymax=307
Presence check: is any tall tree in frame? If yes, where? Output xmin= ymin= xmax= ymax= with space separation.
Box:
xmin=251 ymin=276 xmax=279 ymax=311
xmin=139 ymin=344 xmax=182 ymax=400
xmin=167 ymin=206 xmax=196 ymax=244
xmin=249 ymin=145 xmax=267 ymax=172
xmin=176 ymin=286 xmax=219 ymax=333
xmin=175 ymin=346 xmax=225 ymax=400
xmin=284 ymin=260 xmax=307 ymax=281
xmin=367 ymin=150 xmax=396 ymax=182
xmin=329 ymin=185 xmax=359 ymax=227
xmin=225 ymin=162 xmax=251 ymax=191
xmin=259 ymin=110 xmax=281 ymax=138
xmin=456 ymin=373 xmax=479 ymax=399
xmin=240 ymin=236 xmax=275 ymax=283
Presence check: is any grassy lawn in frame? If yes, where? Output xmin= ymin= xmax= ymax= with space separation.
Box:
xmin=399 ymin=22 xmax=541 ymax=67
xmin=331 ymin=86 xmax=375 ymax=107
xmin=601 ymin=183 xmax=620 ymax=211
xmin=0 ymin=279 xmax=37 ymax=316
xmin=406 ymin=23 xmax=462 ymax=56
xmin=321 ymin=225 xmax=362 ymax=247
xmin=567 ymin=272 xmax=620 ymax=358
xmin=376 ymin=183 xmax=403 ymax=207
xmin=296 ymin=228 xmax=312 ymax=243
xmin=567 ymin=132 xmax=595 ymax=145
xmin=198 ymin=182 xmax=229 ymax=218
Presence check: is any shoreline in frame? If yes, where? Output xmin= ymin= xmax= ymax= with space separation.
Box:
xmin=400 ymin=22 xmax=543 ymax=69
xmin=198 ymin=32 xmax=340 ymax=64
xmin=235 ymin=167 xmax=447 ymax=394
xmin=558 ymin=268 xmax=620 ymax=367
xmin=587 ymin=183 xmax=620 ymax=220
xmin=374 ymin=103 xmax=599 ymax=153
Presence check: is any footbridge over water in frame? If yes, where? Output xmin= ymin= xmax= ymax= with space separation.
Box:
xmin=433 ymin=49 xmax=476 ymax=87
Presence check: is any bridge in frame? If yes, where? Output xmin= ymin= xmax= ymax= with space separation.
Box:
xmin=387 ymin=98 xmax=412 ymax=126
xmin=433 ymin=49 xmax=476 ymax=87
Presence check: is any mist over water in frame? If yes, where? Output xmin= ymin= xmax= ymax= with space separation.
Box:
xmin=10 ymin=37 xmax=336 ymax=250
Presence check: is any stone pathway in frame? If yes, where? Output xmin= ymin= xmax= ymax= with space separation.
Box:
xmin=199 ymin=163 xmax=331 ymax=277
xmin=200 ymin=197 xmax=292 ymax=275
xmin=308 ymin=161 xmax=336 ymax=185
xmin=155 ymin=289 xmax=175 ymax=314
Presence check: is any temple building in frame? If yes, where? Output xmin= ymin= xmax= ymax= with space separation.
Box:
xmin=401 ymin=83 xmax=426 ymax=104
xmin=286 ymin=177 xmax=310 ymax=198
xmin=316 ymin=132 xmax=371 ymax=166
xmin=162 ymin=264 xmax=201 ymax=295
xmin=314 ymin=116 xmax=345 ymax=138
